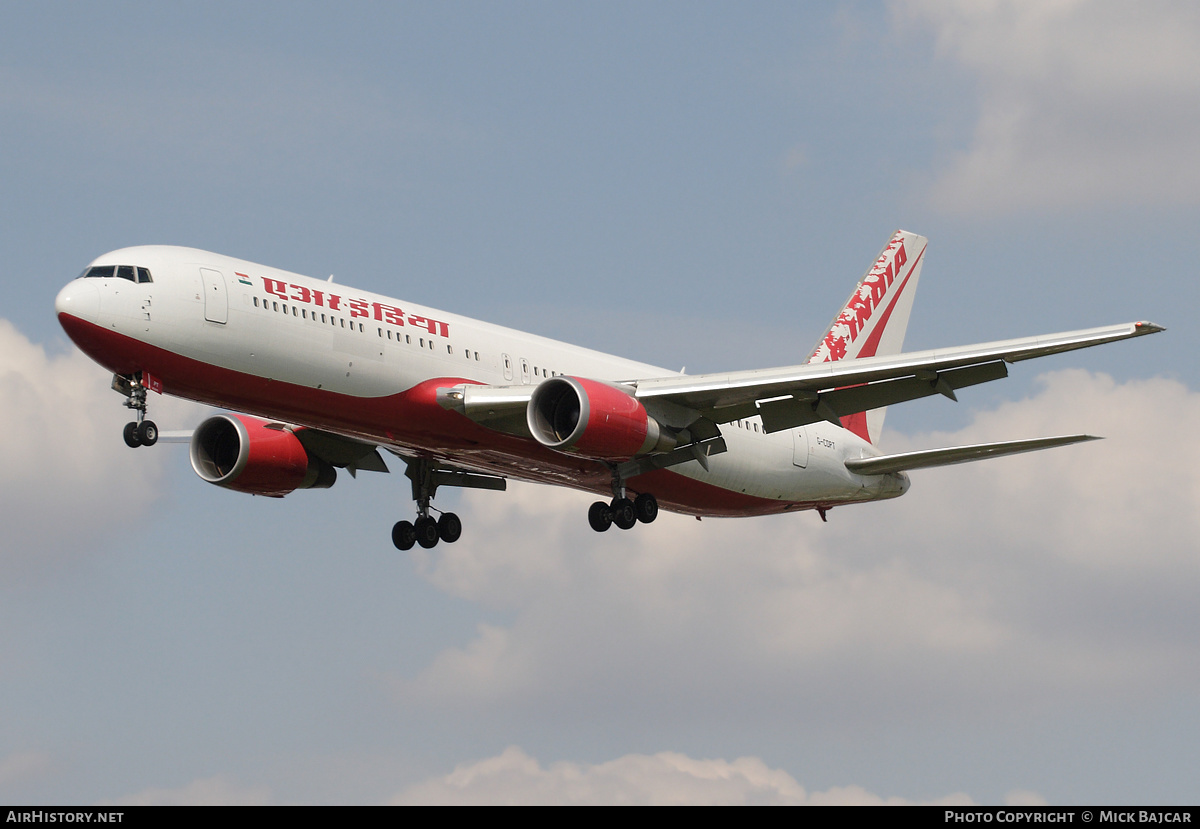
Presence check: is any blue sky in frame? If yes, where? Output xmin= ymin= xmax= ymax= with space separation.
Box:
xmin=2 ymin=1 xmax=1198 ymax=804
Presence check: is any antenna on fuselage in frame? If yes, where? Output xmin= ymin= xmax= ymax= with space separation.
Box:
xmin=328 ymin=274 xmax=335 ymax=282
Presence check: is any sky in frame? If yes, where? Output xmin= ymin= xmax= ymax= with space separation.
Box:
xmin=1 ymin=0 xmax=1198 ymax=805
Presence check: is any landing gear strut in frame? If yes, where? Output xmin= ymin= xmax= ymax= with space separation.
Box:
xmin=391 ymin=456 xmax=463 ymax=551
xmin=587 ymin=471 xmax=658 ymax=533
xmin=118 ymin=373 xmax=158 ymax=448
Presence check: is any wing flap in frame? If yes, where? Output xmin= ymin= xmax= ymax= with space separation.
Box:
xmin=753 ymin=360 xmax=1009 ymax=434
xmin=844 ymin=434 xmax=1099 ymax=476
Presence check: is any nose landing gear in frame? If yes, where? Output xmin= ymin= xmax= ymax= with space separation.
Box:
xmin=116 ymin=373 xmax=158 ymax=448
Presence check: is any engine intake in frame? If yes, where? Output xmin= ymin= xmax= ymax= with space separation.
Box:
xmin=527 ymin=376 xmax=675 ymax=460
xmin=190 ymin=414 xmax=336 ymax=497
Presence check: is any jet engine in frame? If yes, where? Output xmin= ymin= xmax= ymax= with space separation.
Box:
xmin=189 ymin=413 xmax=337 ymax=497
xmin=527 ymin=376 xmax=676 ymax=460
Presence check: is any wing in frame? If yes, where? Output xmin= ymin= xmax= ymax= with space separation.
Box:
xmin=633 ymin=320 xmax=1163 ymax=434
xmin=439 ymin=321 xmax=1164 ymax=439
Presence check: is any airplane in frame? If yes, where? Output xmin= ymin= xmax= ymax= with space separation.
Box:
xmin=54 ymin=230 xmax=1162 ymax=550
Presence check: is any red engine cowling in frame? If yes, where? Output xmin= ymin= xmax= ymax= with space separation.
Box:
xmin=526 ymin=376 xmax=675 ymax=460
xmin=189 ymin=414 xmax=336 ymax=497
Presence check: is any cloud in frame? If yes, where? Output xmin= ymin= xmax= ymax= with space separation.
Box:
xmin=0 ymin=321 xmax=202 ymax=575
xmin=101 ymin=775 xmax=271 ymax=806
xmin=0 ymin=752 xmax=53 ymax=788
xmin=896 ymin=0 xmax=1200 ymax=213
xmin=390 ymin=746 xmax=979 ymax=805
xmin=396 ymin=371 xmax=1200 ymax=728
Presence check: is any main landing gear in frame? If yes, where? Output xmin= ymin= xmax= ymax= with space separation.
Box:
xmin=588 ymin=485 xmax=658 ymax=533
xmin=117 ymin=373 xmax=158 ymax=448
xmin=390 ymin=456 xmax=502 ymax=551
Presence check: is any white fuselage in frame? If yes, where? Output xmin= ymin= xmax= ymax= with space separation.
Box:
xmin=55 ymin=246 xmax=907 ymax=517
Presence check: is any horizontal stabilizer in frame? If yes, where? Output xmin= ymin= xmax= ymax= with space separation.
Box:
xmin=844 ymin=434 xmax=1100 ymax=476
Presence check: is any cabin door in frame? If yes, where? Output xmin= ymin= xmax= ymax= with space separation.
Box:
xmin=200 ymin=268 xmax=228 ymax=324
xmin=792 ymin=427 xmax=809 ymax=468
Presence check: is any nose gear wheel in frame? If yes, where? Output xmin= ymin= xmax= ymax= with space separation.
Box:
xmin=117 ymin=373 xmax=158 ymax=448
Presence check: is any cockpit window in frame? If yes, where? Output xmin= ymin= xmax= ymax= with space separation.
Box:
xmin=81 ymin=264 xmax=153 ymax=283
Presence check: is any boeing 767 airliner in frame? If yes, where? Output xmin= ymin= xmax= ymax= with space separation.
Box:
xmin=54 ymin=231 xmax=1162 ymax=550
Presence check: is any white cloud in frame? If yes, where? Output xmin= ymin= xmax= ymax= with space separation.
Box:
xmin=391 ymin=746 xmax=978 ymax=805
xmin=0 ymin=751 xmax=52 ymax=788
xmin=0 ymin=321 xmax=202 ymax=575
xmin=896 ymin=0 xmax=1200 ymax=212
xmin=396 ymin=371 xmax=1200 ymax=725
xmin=101 ymin=775 xmax=271 ymax=806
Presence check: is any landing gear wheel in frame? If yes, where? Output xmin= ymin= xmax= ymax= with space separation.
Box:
xmin=611 ymin=497 xmax=637 ymax=530
xmin=392 ymin=520 xmax=416 ymax=551
xmin=415 ymin=516 xmax=440 ymax=548
xmin=634 ymin=493 xmax=658 ymax=524
xmin=123 ymin=421 xmax=142 ymax=448
xmin=137 ymin=420 xmax=158 ymax=446
xmin=437 ymin=512 xmax=462 ymax=544
xmin=588 ymin=501 xmax=613 ymax=532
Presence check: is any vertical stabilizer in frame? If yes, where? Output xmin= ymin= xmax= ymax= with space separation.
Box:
xmin=807 ymin=230 xmax=927 ymax=443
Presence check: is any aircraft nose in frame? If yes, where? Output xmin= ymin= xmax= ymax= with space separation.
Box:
xmin=55 ymin=279 xmax=99 ymax=322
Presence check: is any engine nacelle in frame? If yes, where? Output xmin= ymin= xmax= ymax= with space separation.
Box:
xmin=527 ymin=376 xmax=676 ymax=460
xmin=189 ymin=413 xmax=336 ymax=497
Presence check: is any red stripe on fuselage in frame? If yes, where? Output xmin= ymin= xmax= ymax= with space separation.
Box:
xmin=58 ymin=312 xmax=809 ymax=517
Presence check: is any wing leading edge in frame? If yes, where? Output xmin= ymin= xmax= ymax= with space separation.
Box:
xmin=440 ymin=320 xmax=1164 ymax=440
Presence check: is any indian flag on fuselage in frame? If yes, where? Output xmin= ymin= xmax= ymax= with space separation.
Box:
xmin=807 ymin=230 xmax=928 ymax=445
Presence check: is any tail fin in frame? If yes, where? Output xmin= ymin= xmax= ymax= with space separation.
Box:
xmin=807 ymin=230 xmax=928 ymax=444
